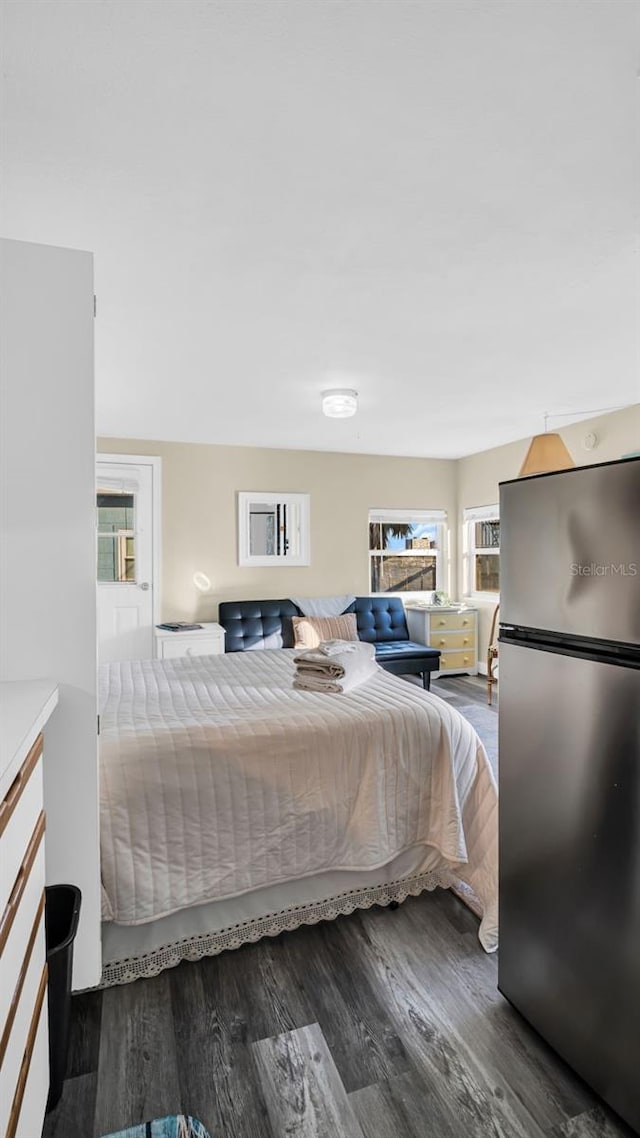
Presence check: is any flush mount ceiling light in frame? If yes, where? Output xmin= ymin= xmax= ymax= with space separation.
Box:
xmin=321 ymin=388 xmax=358 ymax=418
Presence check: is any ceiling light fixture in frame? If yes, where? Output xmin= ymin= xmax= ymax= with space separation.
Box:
xmin=322 ymin=388 xmax=358 ymax=419
xmin=519 ymin=403 xmax=629 ymax=476
xmin=518 ymin=413 xmax=574 ymax=477
xmin=519 ymin=432 xmax=575 ymax=477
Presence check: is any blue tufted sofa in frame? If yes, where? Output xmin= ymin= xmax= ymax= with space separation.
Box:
xmin=218 ymin=597 xmax=440 ymax=689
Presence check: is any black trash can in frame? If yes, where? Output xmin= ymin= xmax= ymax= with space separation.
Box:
xmin=44 ymin=884 xmax=82 ymax=1112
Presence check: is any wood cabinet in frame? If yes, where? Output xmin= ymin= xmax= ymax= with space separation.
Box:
xmin=406 ymin=606 xmax=478 ymax=676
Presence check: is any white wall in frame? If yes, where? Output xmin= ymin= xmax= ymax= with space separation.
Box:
xmin=0 ymin=239 xmax=101 ymax=989
xmin=457 ymin=405 xmax=640 ymax=665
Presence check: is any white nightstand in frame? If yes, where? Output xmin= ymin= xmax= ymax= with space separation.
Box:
xmin=155 ymin=622 xmax=226 ymax=660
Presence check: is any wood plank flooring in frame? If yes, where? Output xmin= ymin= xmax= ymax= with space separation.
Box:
xmin=43 ymin=677 xmax=635 ymax=1138
xmin=44 ymin=890 xmax=634 ymax=1138
xmin=254 ymin=1025 xmax=365 ymax=1137
xmin=432 ymin=673 xmax=496 ymax=709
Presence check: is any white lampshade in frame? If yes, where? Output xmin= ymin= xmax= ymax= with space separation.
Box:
xmin=322 ymin=389 xmax=358 ymax=418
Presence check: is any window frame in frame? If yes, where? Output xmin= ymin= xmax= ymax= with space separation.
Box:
xmin=463 ymin=505 xmax=500 ymax=599
xmin=368 ymin=508 xmax=448 ymax=599
xmin=97 ymin=528 xmax=137 ymax=584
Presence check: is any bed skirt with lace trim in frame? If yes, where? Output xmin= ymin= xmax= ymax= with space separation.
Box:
xmin=99 ymin=868 xmax=463 ymax=987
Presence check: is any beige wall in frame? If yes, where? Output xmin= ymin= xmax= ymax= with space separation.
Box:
xmin=457 ymin=404 xmax=640 ymax=665
xmin=98 ymin=438 xmax=458 ymax=622
xmin=100 ymin=405 xmax=639 ymax=654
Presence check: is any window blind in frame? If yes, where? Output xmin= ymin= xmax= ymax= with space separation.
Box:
xmin=96 ymin=470 xmax=141 ymax=494
xmin=369 ymin=508 xmax=447 ymax=524
xmin=463 ymin=504 xmax=499 ymax=522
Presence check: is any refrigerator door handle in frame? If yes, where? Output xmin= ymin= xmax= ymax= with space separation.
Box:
xmin=498 ymin=625 xmax=640 ymax=668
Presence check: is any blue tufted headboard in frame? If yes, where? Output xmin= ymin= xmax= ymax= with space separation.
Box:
xmin=218 ymin=596 xmax=409 ymax=651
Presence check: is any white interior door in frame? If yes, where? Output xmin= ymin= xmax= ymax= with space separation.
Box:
xmin=97 ymin=458 xmax=156 ymax=662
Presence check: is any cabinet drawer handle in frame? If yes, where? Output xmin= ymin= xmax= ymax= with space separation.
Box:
xmin=0 ymin=735 xmax=42 ymax=840
xmin=0 ymin=812 xmax=45 ymax=956
xmin=5 ymin=963 xmax=48 ymax=1138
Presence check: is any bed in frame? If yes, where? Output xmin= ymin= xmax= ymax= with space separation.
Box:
xmin=99 ymin=649 xmax=498 ymax=985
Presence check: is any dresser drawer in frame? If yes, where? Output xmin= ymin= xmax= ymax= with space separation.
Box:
xmin=0 ymin=950 xmax=48 ymax=1138
xmin=0 ymin=842 xmax=46 ymax=1058
xmin=160 ymin=636 xmax=224 ymax=659
xmin=431 ymin=632 xmax=476 ymax=651
xmin=15 ymin=997 xmax=49 ymax=1138
xmin=439 ymin=650 xmax=476 ymax=671
xmin=429 ymin=612 xmax=475 ymax=632
xmin=0 ymin=738 xmax=43 ymax=917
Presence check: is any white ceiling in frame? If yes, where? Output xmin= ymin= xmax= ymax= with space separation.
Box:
xmin=2 ymin=0 xmax=638 ymax=458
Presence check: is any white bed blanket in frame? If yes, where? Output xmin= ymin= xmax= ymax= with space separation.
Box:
xmin=99 ymin=651 xmax=498 ymax=949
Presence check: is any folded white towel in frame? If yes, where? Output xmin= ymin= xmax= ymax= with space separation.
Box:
xmin=294 ymin=640 xmax=375 ymax=671
xmin=293 ymin=640 xmax=378 ymax=693
xmin=317 ymin=638 xmax=358 ymax=657
xmin=293 ymin=670 xmax=377 ymax=694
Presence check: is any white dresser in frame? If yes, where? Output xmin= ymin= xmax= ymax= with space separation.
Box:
xmin=0 ymin=681 xmax=59 ymax=1138
xmin=406 ymin=606 xmax=478 ymax=676
xmin=155 ymin=622 xmax=226 ymax=660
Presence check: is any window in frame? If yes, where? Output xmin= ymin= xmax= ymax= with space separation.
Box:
xmin=97 ymin=491 xmax=136 ymax=582
xmin=368 ymin=509 xmax=447 ymax=594
xmin=464 ymin=505 xmax=500 ymax=595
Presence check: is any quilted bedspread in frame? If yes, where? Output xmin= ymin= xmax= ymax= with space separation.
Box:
xmin=99 ymin=650 xmax=498 ymax=949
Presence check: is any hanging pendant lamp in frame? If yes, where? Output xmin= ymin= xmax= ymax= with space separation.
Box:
xmin=518 ymin=415 xmax=575 ymax=477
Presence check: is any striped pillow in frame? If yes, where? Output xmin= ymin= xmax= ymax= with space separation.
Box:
xmin=292 ymin=613 xmax=359 ymax=650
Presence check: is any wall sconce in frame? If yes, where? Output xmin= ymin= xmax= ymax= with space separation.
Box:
xmin=193 ymin=572 xmax=212 ymax=593
xmin=322 ymin=389 xmax=358 ymax=418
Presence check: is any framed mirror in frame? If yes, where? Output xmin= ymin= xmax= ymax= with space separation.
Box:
xmin=238 ymin=492 xmax=310 ymax=566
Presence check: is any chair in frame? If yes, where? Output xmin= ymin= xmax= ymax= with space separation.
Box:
xmin=350 ymin=596 xmax=441 ymax=690
xmin=487 ymin=603 xmax=499 ymax=706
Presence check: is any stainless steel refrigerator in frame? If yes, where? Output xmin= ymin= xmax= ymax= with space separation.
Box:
xmin=498 ymin=456 xmax=640 ymax=1134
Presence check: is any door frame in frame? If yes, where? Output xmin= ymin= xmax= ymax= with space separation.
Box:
xmin=96 ymin=453 xmax=162 ymax=630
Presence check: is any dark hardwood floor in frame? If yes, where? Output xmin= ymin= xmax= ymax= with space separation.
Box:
xmin=44 ymin=892 xmax=633 ymax=1138
xmin=44 ymin=676 xmax=633 ymax=1138
xmin=432 ymin=672 xmax=497 ymax=709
